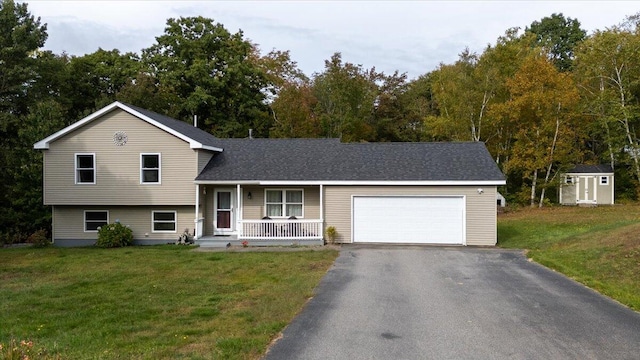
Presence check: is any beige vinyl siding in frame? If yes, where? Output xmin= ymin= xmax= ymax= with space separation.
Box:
xmin=597 ymin=176 xmax=614 ymax=204
xmin=324 ymin=186 xmax=497 ymax=246
xmin=197 ymin=150 xmax=214 ymax=174
xmin=44 ymin=109 xmax=198 ymax=205
xmin=240 ymin=186 xmax=320 ymax=220
xmin=53 ymin=205 xmax=194 ymax=242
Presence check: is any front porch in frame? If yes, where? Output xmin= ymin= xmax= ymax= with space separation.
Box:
xmin=196 ymin=219 xmax=324 ymax=247
xmin=192 ymin=183 xmax=325 ymax=248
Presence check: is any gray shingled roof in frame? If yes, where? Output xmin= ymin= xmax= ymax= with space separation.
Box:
xmin=123 ymin=103 xmax=220 ymax=148
xmin=567 ymin=164 xmax=614 ymax=173
xmin=195 ymin=139 xmax=505 ymax=182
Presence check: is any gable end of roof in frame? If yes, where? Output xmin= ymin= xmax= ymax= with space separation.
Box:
xmin=34 ymin=102 xmax=222 ymax=152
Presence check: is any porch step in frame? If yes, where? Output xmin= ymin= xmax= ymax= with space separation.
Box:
xmin=196 ymin=235 xmax=238 ymax=248
xmin=196 ymin=237 xmax=324 ymax=248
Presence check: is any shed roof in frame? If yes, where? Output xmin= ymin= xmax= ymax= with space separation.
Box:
xmin=566 ymin=164 xmax=614 ymax=174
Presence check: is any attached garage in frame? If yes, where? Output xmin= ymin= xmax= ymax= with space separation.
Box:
xmin=352 ymin=195 xmax=465 ymax=245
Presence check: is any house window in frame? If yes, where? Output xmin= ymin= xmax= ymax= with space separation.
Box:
xmin=152 ymin=211 xmax=176 ymax=232
xmin=265 ymin=189 xmax=303 ymax=217
xmin=85 ymin=210 xmax=108 ymax=232
xmin=141 ymin=153 xmax=161 ymax=184
xmin=75 ymin=153 xmax=96 ymax=184
xmin=565 ymin=176 xmax=573 ymax=184
xmin=600 ymin=176 xmax=608 ymax=185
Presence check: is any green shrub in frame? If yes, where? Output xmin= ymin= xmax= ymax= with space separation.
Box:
xmin=0 ymin=231 xmax=26 ymax=246
xmin=325 ymin=226 xmax=337 ymax=244
xmin=96 ymin=222 xmax=133 ymax=248
xmin=0 ymin=232 xmax=9 ymax=246
xmin=27 ymin=229 xmax=51 ymax=248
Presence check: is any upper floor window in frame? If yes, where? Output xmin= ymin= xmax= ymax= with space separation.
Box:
xmin=141 ymin=153 xmax=161 ymax=184
xmin=600 ymin=176 xmax=609 ymax=185
xmin=565 ymin=176 xmax=573 ymax=184
xmin=75 ymin=153 xmax=95 ymax=184
xmin=265 ymin=189 xmax=303 ymax=218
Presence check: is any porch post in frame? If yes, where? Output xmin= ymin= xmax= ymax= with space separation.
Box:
xmin=236 ymin=184 xmax=242 ymax=236
xmin=319 ymin=184 xmax=324 ymax=242
xmin=319 ymin=184 xmax=324 ymax=222
xmin=194 ymin=184 xmax=200 ymax=240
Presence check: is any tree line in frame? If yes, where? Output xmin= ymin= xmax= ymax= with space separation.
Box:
xmin=1 ymin=0 xmax=640 ymax=242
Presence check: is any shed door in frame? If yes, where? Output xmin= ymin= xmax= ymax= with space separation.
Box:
xmin=577 ymin=176 xmax=596 ymax=203
xmin=352 ymin=196 xmax=464 ymax=244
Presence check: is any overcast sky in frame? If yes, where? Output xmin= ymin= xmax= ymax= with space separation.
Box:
xmin=26 ymin=1 xmax=639 ymax=80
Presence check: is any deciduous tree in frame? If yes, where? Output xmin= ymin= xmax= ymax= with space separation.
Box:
xmin=142 ymin=16 xmax=271 ymax=137
xmin=573 ymin=17 xmax=640 ymax=191
xmin=312 ymin=53 xmax=379 ymax=141
xmin=0 ymin=0 xmax=48 ymax=241
xmin=494 ymin=54 xmax=581 ymax=206
xmin=526 ymin=13 xmax=587 ymax=72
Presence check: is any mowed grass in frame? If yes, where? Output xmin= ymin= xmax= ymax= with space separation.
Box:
xmin=498 ymin=204 xmax=640 ymax=310
xmin=0 ymin=246 xmax=338 ymax=359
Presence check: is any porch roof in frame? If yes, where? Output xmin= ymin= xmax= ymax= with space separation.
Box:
xmin=195 ymin=139 xmax=505 ymax=183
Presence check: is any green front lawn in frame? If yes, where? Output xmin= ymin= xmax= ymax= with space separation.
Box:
xmin=498 ymin=204 xmax=640 ymax=310
xmin=0 ymin=246 xmax=338 ymax=359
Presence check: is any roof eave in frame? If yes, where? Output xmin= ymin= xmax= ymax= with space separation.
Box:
xmin=192 ymin=143 xmax=223 ymax=152
xmin=194 ymin=180 xmax=507 ymax=186
xmin=34 ymin=102 xmax=122 ymax=149
xmin=565 ymin=172 xmax=614 ymax=176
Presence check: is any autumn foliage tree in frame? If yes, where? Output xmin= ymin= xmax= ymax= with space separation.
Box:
xmin=494 ymin=54 xmax=581 ymax=206
xmin=574 ymin=18 xmax=640 ymax=193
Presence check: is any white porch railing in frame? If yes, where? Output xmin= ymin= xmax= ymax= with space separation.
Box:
xmin=239 ymin=219 xmax=323 ymax=240
xmin=194 ymin=218 xmax=204 ymax=239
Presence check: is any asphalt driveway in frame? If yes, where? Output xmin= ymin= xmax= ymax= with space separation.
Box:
xmin=263 ymin=246 xmax=640 ymax=360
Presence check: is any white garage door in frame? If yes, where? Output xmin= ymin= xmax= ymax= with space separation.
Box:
xmin=352 ymin=196 xmax=464 ymax=244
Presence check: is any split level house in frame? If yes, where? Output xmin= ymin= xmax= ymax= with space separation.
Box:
xmin=34 ymin=102 xmax=506 ymax=247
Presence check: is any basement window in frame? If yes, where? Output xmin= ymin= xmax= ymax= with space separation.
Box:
xmin=85 ymin=210 xmax=108 ymax=232
xmin=152 ymin=211 xmax=176 ymax=232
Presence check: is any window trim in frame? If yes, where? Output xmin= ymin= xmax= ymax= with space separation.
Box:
xmin=75 ymin=153 xmax=96 ymax=184
xmin=152 ymin=210 xmax=177 ymax=233
xmin=600 ymin=176 xmax=608 ymax=185
xmin=140 ymin=153 xmax=161 ymax=184
xmin=264 ymin=189 xmax=304 ymax=218
xmin=84 ymin=210 xmax=109 ymax=232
